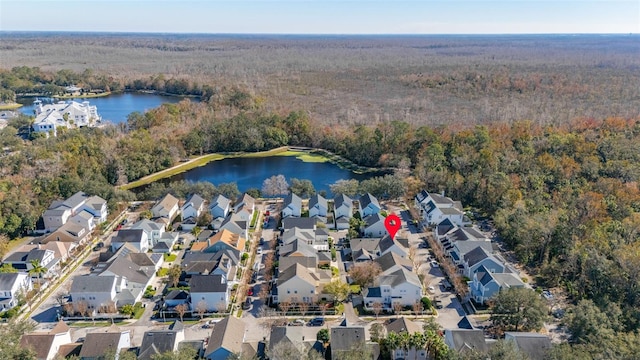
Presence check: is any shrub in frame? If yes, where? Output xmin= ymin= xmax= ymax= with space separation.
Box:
xmin=421 ymin=297 xmax=432 ymax=309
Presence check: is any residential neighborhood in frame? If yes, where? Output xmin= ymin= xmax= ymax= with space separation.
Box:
xmin=0 ymin=189 xmax=557 ymax=360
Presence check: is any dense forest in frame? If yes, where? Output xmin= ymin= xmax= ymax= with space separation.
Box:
xmin=1 ymin=33 xmax=639 ymax=125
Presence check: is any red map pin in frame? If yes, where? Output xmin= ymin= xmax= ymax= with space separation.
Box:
xmin=384 ymin=214 xmax=401 ymax=240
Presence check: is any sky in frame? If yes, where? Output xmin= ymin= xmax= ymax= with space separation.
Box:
xmin=0 ymin=0 xmax=638 ymax=34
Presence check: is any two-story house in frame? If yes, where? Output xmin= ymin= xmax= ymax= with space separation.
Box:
xmin=276 ymin=263 xmax=324 ymax=304
xmin=181 ymin=194 xmax=206 ymax=229
xmin=130 ymin=219 xmax=166 ymax=247
xmin=363 ymin=266 xmax=422 ymax=309
xmin=358 ymin=193 xmax=381 ymax=218
xmin=20 ymin=321 xmax=73 ymax=360
xmin=308 ymin=194 xmax=328 ymax=219
xmin=2 ymin=247 xmax=58 ymax=280
xmin=70 ymin=275 xmax=123 ymax=312
xmin=189 ymin=274 xmax=230 ymax=312
xmin=469 ymin=265 xmax=526 ymax=304
xmin=233 ymin=193 xmax=255 ymax=222
xmin=0 ymin=272 xmax=32 ymax=312
xmin=152 ymin=193 xmax=180 ymax=221
xmin=110 ymin=229 xmax=150 ymax=253
xmin=333 ymin=194 xmax=353 ymax=230
xmin=210 ymin=194 xmax=231 ymax=220
xmin=282 ymin=193 xmax=302 ymax=218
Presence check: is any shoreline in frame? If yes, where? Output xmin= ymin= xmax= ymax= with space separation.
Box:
xmin=0 ymin=102 xmax=23 ymax=110
xmin=119 ymin=146 xmax=384 ymax=191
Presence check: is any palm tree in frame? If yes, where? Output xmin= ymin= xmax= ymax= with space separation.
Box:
xmin=29 ymin=259 xmax=47 ymax=286
xmin=409 ymin=332 xmax=426 ymax=360
xmin=385 ymin=332 xmax=401 ymax=360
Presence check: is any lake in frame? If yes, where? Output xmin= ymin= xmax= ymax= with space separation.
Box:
xmin=17 ymin=93 xmax=189 ymax=123
xmin=165 ymin=156 xmax=384 ymax=196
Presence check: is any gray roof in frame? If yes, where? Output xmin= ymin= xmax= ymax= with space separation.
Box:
xmin=334 ymin=194 xmax=353 ymax=209
xmin=0 ymin=273 xmax=24 ymax=290
xmin=79 ymin=331 xmax=127 ymax=358
xmin=4 ymin=248 xmax=47 ymax=263
xmin=189 ymin=274 xmax=227 ymax=293
xmin=184 ymin=194 xmax=205 ymax=211
xmin=415 ymin=190 xmax=429 ymax=203
xmin=349 ymin=238 xmax=381 ymax=253
xmin=131 ymin=219 xmax=164 ymax=233
xmin=284 ymin=192 xmax=302 ymax=209
xmin=454 ymin=241 xmax=493 ymax=257
xmin=385 ymin=317 xmax=422 ymax=334
xmin=98 ymin=256 xmax=155 ymax=285
xmin=445 ymin=329 xmax=488 ymax=353
xmin=205 ymin=316 xmax=245 ymax=356
xmin=359 ymin=193 xmax=380 ymax=210
xmin=330 ymin=327 xmax=365 ymax=352
xmin=377 ymin=267 xmax=421 ymax=288
xmin=269 ymin=326 xmax=307 ymax=353
xmin=378 ymin=235 xmax=407 ymax=254
xmin=309 ymin=194 xmax=327 ymax=209
xmin=279 ymin=239 xmax=317 ymax=258
xmin=211 ymin=194 xmax=231 ymax=210
xmin=220 ymin=213 xmax=246 ymax=235
xmin=138 ymin=331 xmax=179 ymax=360
xmin=70 ymin=275 xmax=116 ymax=294
xmin=374 ymin=252 xmax=413 ymax=273
xmin=504 ymin=332 xmax=552 ymax=360
xmin=85 ymin=195 xmax=107 ymax=211
xmin=364 ymin=213 xmax=385 ymax=228
xmin=165 ymin=290 xmax=189 ymax=301
xmin=63 ymin=191 xmax=89 ymax=210
xmin=463 ymin=246 xmax=493 ymax=267
xmin=440 ymin=207 xmax=463 ymax=215
xmin=282 ymin=227 xmax=315 ymax=245
xmin=112 ymin=229 xmax=146 ymax=244
xmin=365 ymin=286 xmax=381 ymax=298
xmin=430 ymin=192 xmax=455 ymax=206
xmin=282 ymin=217 xmax=316 ymax=231
xmin=436 ymin=218 xmax=456 ymax=236
xmin=493 ymin=273 xmax=526 ymax=288
xmin=277 ymin=263 xmax=316 ymax=286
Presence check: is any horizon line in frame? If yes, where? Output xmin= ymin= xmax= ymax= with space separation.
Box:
xmin=1 ymin=30 xmax=638 ymax=36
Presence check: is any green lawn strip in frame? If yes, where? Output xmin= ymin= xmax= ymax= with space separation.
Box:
xmin=274 ymin=150 xmax=329 ymax=163
xmin=157 ymin=268 xmax=169 ymax=276
xmin=133 ymin=302 xmax=145 ymax=319
xmin=69 ymin=320 xmax=127 ymax=327
xmin=164 ymin=253 xmax=177 ymax=262
xmin=0 ymin=103 xmax=23 ymax=110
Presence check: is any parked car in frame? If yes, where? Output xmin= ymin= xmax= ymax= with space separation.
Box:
xmin=259 ymin=237 xmax=265 ymax=245
xmin=257 ymin=247 xmax=263 ymax=255
xmin=542 ymin=290 xmax=554 ymax=300
xmin=288 ymin=319 xmax=305 ymax=326
xmin=247 ymin=288 xmax=254 ymax=296
xmin=307 ymin=317 xmax=325 ymax=326
xmin=242 ymin=298 xmax=252 ymax=310
xmin=430 ymin=260 xmax=439 ymax=268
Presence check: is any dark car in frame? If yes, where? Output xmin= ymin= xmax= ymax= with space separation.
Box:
xmin=307 ymin=317 xmax=324 ymax=326
xmin=242 ymin=298 xmax=252 ymax=310
xmin=259 ymin=237 xmax=265 ymax=245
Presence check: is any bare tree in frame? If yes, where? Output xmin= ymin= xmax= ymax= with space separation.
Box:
xmin=262 ymin=175 xmax=289 ymax=197
xmin=318 ymin=302 xmax=330 ymax=317
xmin=408 ymin=245 xmax=419 ymax=269
xmin=412 ymin=300 xmax=423 ymax=318
xmin=216 ymin=301 xmax=228 ymax=314
xmin=393 ymin=302 xmax=403 ymax=317
xmin=74 ymin=301 xmax=89 ymax=320
xmin=63 ymin=302 xmax=74 ymax=316
xmin=196 ymin=300 xmax=208 ymax=319
xmin=175 ymin=303 xmax=188 ymax=321
xmin=348 ymin=261 xmax=382 ymax=287
xmin=372 ymin=302 xmax=383 ymax=319
xmin=279 ymin=301 xmax=291 ymax=316
xmin=299 ymin=301 xmax=310 ymax=317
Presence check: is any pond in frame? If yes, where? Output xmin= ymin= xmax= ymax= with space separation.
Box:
xmin=17 ymin=93 xmax=190 ymax=124
xmin=164 ymin=155 xmax=384 ymax=197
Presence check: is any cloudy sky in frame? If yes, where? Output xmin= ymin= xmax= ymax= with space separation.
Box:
xmin=1 ymin=0 xmax=638 ymax=34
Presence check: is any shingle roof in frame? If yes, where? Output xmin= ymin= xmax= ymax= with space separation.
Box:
xmin=205 ymin=316 xmax=245 ymax=356
xmin=349 ymin=238 xmax=381 ymax=253
xmin=70 ymin=275 xmax=116 ymax=293
xmin=112 ymin=229 xmax=146 ymax=244
xmin=359 ymin=193 xmax=380 ymax=210
xmin=330 ymin=327 xmax=365 ymax=352
xmin=385 ymin=317 xmax=422 ymax=334
xmin=184 ymin=194 xmax=205 ymax=211
xmin=364 ymin=213 xmax=385 ymax=228
xmin=63 ymin=191 xmax=89 ymax=210
xmin=309 ymin=194 xmax=327 ymax=209
xmin=463 ymin=246 xmax=493 ymax=267
xmin=131 ymin=219 xmax=164 ymax=233
xmin=138 ymin=331 xmax=179 ymax=360
xmin=190 ymin=274 xmax=227 ymax=293
xmin=504 ymin=332 xmax=552 ymax=360
xmin=20 ymin=333 xmax=57 ymax=359
xmin=454 ymin=241 xmax=493 ymax=257
xmin=153 ymin=194 xmax=179 ymax=215
xmin=211 ymin=194 xmax=231 ymax=210
xmin=377 ymin=267 xmax=421 ymax=288
xmin=445 ymin=329 xmax=488 ymax=353
xmin=284 ymin=192 xmax=302 ymax=208
xmin=79 ymin=331 xmax=128 ymax=358
xmin=278 ymin=263 xmax=316 ymax=286
xmin=282 ymin=217 xmax=316 ymax=231
xmin=279 ymin=239 xmax=317 ymax=258
xmin=374 ymin=252 xmax=413 ymax=273
xmin=334 ymin=194 xmax=353 ymax=209
xmin=436 ymin=218 xmax=456 ymax=236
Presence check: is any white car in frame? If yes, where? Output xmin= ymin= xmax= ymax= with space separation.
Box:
xmin=430 ymin=260 xmax=439 ymax=268
xmin=257 ymin=247 xmax=263 ymax=255
xmin=427 ymin=286 xmax=435 ymax=293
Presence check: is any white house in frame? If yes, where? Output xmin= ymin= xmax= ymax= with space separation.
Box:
xmin=189 ymin=274 xmax=230 ymax=312
xmin=462 ymin=246 xmax=505 ymax=278
xmin=275 ymin=263 xmax=322 ymax=304
xmin=415 ymin=190 xmax=468 ymax=226
xmin=32 ymin=100 xmax=101 ymax=137
xmin=111 ymin=229 xmax=150 ymax=253
xmin=181 ymin=194 xmax=206 ymax=221
xmin=70 ymin=275 xmax=122 ymax=312
xmin=233 ymin=193 xmax=255 ymax=222
xmin=282 ymin=192 xmax=302 ymax=218
xmin=130 ymin=219 xmax=165 ymax=247
xmin=42 ymin=192 xmax=107 ymax=233
xmin=210 ymin=194 xmax=231 ymax=220
xmin=308 ymin=194 xmax=328 ymax=219
xmin=20 ymin=321 xmax=73 ymax=360
xmin=333 ymin=194 xmax=353 ymax=230
xmin=363 ymin=213 xmax=386 ymax=237
xmin=152 ymin=194 xmax=180 ymax=221
xmin=69 ymin=211 xmax=95 ymax=232
xmin=358 ymin=193 xmax=381 ymax=218
xmin=2 ymin=247 xmax=58 ymax=280
xmin=363 ymin=267 xmax=422 ymax=309
xmin=0 ymin=272 xmax=32 ymax=312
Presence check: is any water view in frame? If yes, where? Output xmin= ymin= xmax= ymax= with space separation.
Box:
xmin=166 ymin=155 xmax=383 ymax=196
xmin=17 ymin=92 xmax=189 ymax=123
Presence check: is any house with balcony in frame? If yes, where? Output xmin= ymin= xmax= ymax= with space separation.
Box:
xmin=363 ymin=266 xmax=422 ymax=309
xmin=0 ymin=272 xmax=32 ymax=313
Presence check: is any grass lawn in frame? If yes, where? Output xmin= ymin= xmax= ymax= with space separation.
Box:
xmin=157 ymin=268 xmax=169 ymax=277
xmin=275 ymin=150 xmax=329 ymax=163
xmin=53 ymin=91 xmax=111 ymax=99
xmin=164 ymin=253 xmax=177 ymax=262
xmin=0 ymin=102 xmax=23 ymax=110
xmin=69 ymin=320 xmax=126 ymax=327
